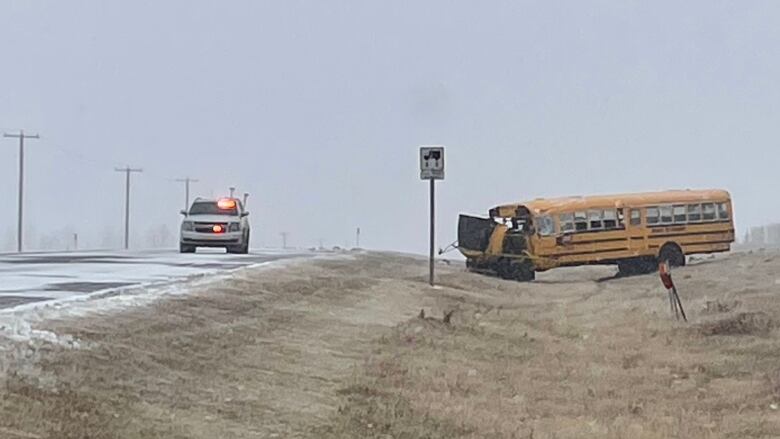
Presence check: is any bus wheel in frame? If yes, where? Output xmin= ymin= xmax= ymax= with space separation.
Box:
xmin=495 ymin=259 xmax=515 ymax=280
xmin=659 ymin=243 xmax=686 ymax=267
xmin=513 ymin=261 xmax=536 ymax=282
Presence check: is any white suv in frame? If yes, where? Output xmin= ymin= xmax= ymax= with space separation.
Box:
xmin=179 ymin=198 xmax=250 ymax=254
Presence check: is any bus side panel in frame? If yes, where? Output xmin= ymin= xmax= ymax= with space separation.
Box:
xmin=647 ymin=222 xmax=734 ymax=255
xmin=501 ymin=194 xmax=735 ymax=273
xmin=537 ymin=229 xmax=632 ymax=268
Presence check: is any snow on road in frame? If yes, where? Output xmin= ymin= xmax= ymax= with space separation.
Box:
xmin=0 ymin=248 xmax=320 ymax=346
xmin=0 ymin=249 xmax=311 ymax=309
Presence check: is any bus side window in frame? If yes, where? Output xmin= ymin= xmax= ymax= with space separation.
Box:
xmin=630 ymin=209 xmax=641 ymax=225
xmin=717 ymin=202 xmax=729 ymax=220
xmin=647 ymin=207 xmax=660 ymax=225
xmin=603 ymin=209 xmax=618 ymax=229
xmin=559 ymin=213 xmax=575 ymax=233
xmin=660 ymin=205 xmax=673 ymax=224
xmin=687 ymin=204 xmax=702 ymax=222
xmin=673 ymin=205 xmax=686 ymax=224
xmin=702 ymin=203 xmax=716 ymax=221
xmin=588 ymin=210 xmax=603 ymax=230
xmin=574 ymin=211 xmax=588 ymax=231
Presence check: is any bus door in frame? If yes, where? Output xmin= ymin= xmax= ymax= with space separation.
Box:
xmin=533 ymin=215 xmax=558 ymax=254
xmin=626 ymin=207 xmax=646 ymax=254
xmin=523 ymin=214 xmax=558 ymax=269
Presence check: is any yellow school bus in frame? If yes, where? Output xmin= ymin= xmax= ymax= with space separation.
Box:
xmin=458 ymin=189 xmax=734 ymax=281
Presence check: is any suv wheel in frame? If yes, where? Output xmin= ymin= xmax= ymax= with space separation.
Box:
xmin=180 ymin=243 xmax=196 ymax=253
xmin=226 ymin=243 xmax=248 ymax=254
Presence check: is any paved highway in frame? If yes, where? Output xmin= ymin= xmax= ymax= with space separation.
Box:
xmin=0 ymin=249 xmax=310 ymax=309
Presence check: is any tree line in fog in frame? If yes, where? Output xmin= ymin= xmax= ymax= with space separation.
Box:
xmin=1 ymin=224 xmax=175 ymax=252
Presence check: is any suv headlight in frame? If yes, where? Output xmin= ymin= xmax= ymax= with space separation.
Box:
xmin=182 ymin=221 xmax=194 ymax=231
xmin=228 ymin=222 xmax=240 ymax=232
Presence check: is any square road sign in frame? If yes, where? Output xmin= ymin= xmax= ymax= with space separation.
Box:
xmin=420 ymin=146 xmax=445 ymax=180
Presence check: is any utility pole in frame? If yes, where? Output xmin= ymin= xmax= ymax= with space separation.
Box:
xmin=280 ymin=232 xmax=288 ymax=249
xmin=115 ymin=166 xmax=143 ymax=250
xmin=356 ymin=227 xmax=361 ymax=249
xmin=3 ymin=130 xmax=39 ymax=253
xmin=174 ymin=177 xmax=198 ymax=211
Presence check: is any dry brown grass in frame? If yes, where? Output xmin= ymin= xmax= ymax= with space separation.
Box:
xmin=316 ymin=251 xmax=780 ymax=438
xmin=0 ymin=254 xmax=437 ymax=438
xmin=699 ymin=312 xmax=774 ymax=336
xmin=3 ymin=251 xmax=780 ymax=438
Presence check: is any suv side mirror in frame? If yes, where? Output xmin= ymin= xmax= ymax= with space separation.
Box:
xmin=241 ymin=211 xmax=250 ymax=217
xmin=180 ymin=210 xmax=188 ymax=216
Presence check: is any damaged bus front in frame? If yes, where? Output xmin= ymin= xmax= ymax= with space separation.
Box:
xmin=457 ymin=204 xmax=537 ymax=281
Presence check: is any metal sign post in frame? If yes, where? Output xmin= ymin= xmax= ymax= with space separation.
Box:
xmin=420 ymin=146 xmax=445 ymax=286
xmin=659 ymin=261 xmax=687 ymax=322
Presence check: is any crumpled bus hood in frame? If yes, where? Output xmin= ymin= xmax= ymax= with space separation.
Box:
xmin=458 ymin=215 xmax=495 ymax=253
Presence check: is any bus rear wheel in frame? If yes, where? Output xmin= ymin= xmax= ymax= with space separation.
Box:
xmin=659 ymin=243 xmax=686 ymax=267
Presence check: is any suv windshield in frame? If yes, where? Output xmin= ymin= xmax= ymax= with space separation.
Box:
xmin=189 ymin=202 xmax=238 ymax=216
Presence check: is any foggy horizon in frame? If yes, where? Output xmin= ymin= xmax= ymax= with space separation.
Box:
xmin=2 ymin=1 xmax=779 ymax=254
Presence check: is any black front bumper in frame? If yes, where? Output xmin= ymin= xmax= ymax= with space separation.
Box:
xmin=181 ymin=238 xmax=241 ymax=247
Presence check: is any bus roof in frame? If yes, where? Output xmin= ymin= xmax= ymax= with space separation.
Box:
xmin=492 ymin=189 xmax=731 ymax=217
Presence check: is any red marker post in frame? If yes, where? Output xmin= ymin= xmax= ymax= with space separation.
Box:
xmin=659 ymin=261 xmax=687 ymax=322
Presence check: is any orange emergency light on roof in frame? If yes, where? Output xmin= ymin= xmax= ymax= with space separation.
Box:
xmin=217 ymin=198 xmax=237 ymax=209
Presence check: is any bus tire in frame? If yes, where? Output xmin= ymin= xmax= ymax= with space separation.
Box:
xmin=495 ymin=259 xmax=515 ymax=280
xmin=659 ymin=243 xmax=685 ymax=267
xmin=513 ymin=261 xmax=536 ymax=282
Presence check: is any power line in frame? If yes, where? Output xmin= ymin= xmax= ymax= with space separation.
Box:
xmin=3 ymin=130 xmax=40 ymax=253
xmin=40 ymin=142 xmax=200 ymax=189
xmin=115 ymin=166 xmax=143 ymax=250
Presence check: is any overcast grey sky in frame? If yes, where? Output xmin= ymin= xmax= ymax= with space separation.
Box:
xmin=1 ymin=1 xmax=778 ymax=253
